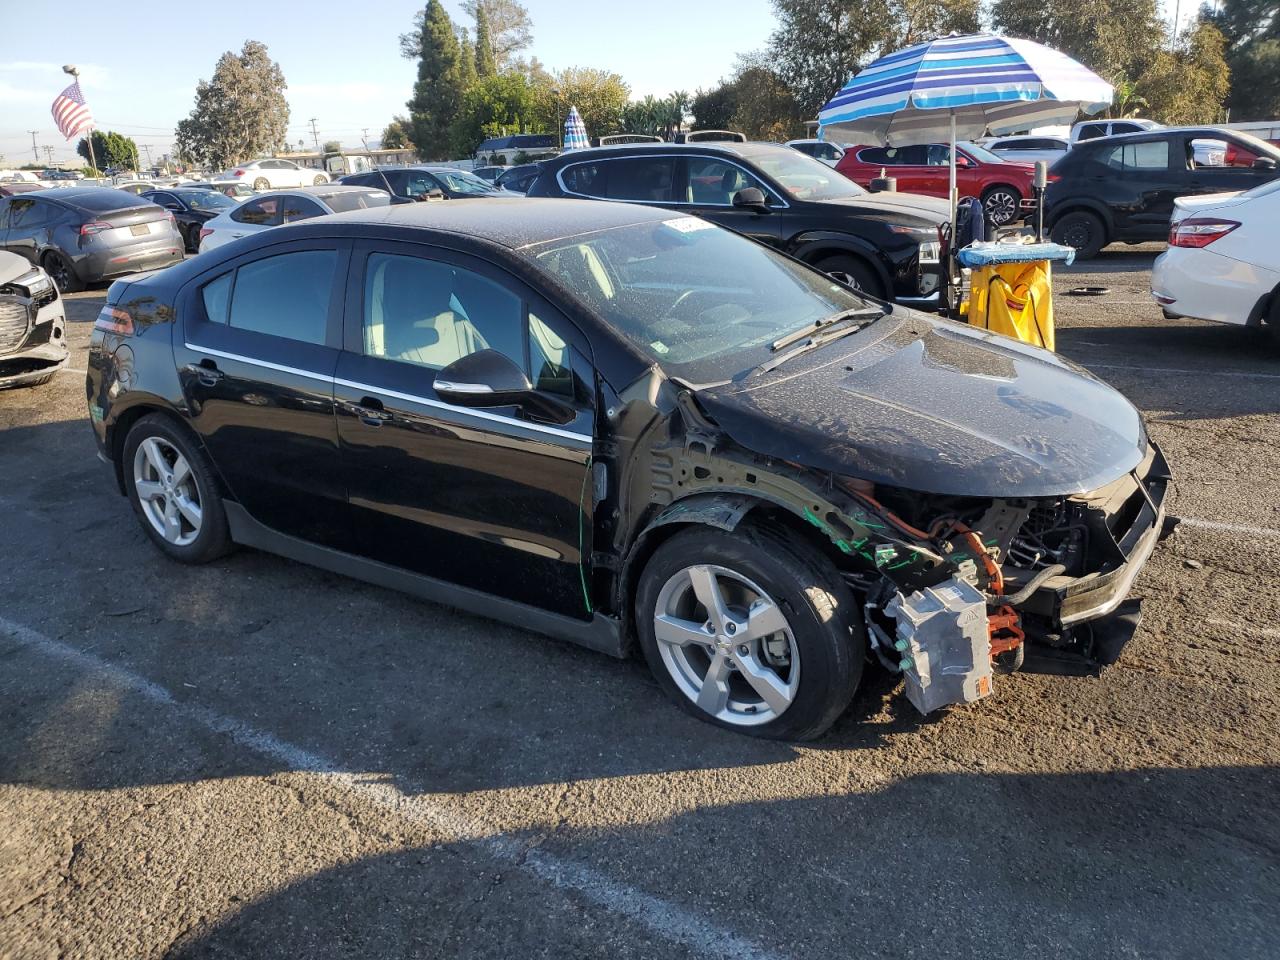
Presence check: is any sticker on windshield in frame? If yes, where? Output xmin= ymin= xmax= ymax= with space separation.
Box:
xmin=650 ymin=340 xmax=670 ymax=355
xmin=662 ymin=216 xmax=714 ymax=234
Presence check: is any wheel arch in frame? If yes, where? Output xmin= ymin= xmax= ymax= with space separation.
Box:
xmin=615 ymin=491 xmax=854 ymax=653
xmin=1047 ymin=200 xmax=1115 ymax=234
xmin=980 ymin=181 xmax=1022 ymax=200
xmin=788 ymin=234 xmax=891 ymax=294
xmin=107 ymin=400 xmax=210 ymax=497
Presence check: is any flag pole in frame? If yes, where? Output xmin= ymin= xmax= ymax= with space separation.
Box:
xmin=85 ymin=127 xmax=98 ymax=176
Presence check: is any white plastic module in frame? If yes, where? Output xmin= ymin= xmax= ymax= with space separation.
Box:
xmin=887 ymin=578 xmax=994 ymax=714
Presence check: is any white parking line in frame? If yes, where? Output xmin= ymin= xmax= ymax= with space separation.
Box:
xmin=0 ymin=615 xmax=785 ymax=960
xmin=1080 ymin=363 xmax=1280 ymax=380
xmin=1181 ymin=518 xmax=1280 ymax=540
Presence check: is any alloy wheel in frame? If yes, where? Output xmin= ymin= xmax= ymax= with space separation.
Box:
xmin=984 ymin=190 xmax=1018 ymax=225
xmin=46 ymin=255 xmax=72 ymax=291
xmin=827 ymin=271 xmax=861 ymax=290
xmin=132 ymin=437 xmax=202 ymax=546
xmin=653 ymin=564 xmax=800 ymax=726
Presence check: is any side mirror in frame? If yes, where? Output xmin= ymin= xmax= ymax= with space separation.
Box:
xmin=732 ymin=187 xmax=770 ymax=213
xmin=1252 ymin=156 xmax=1277 ymax=170
xmin=954 ymin=155 xmax=973 ymax=169
xmin=434 ymin=349 xmax=576 ymax=425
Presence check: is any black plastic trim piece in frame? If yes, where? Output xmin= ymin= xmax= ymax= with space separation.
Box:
xmin=224 ymin=502 xmax=626 ymax=658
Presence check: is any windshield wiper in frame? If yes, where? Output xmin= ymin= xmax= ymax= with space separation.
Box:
xmin=769 ymin=307 xmax=883 ymax=352
xmin=747 ymin=308 xmax=883 ymax=379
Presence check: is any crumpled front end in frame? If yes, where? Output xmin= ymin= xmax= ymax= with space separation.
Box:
xmin=0 ymin=261 xmax=67 ymax=390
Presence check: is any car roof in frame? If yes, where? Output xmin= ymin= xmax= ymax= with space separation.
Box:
xmin=539 ymin=141 xmax=795 ymax=165
xmin=300 ymin=196 xmax=685 ymax=249
xmin=1077 ymin=126 xmax=1269 ymax=147
xmin=255 ymin=184 xmax=385 ymax=197
xmin=17 ymin=186 xmax=146 ymax=208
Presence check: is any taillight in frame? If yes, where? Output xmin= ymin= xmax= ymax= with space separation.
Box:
xmin=198 ymin=227 xmax=214 ymax=241
xmin=233 ymin=169 xmax=245 ymax=178
xmin=164 ymin=210 xmax=176 ymax=225
xmin=1169 ymin=217 xmax=1241 ymax=248
xmin=1046 ymin=173 xmax=1061 ymax=182
xmin=94 ymin=305 xmax=134 ymax=335
xmin=80 ymin=220 xmax=112 ymax=236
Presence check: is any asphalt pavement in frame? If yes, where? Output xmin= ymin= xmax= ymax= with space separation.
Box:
xmin=1 ymin=245 xmax=1277 ymax=960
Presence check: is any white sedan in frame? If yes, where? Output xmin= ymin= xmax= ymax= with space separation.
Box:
xmin=197 ymin=185 xmax=390 ymax=253
xmin=1151 ymin=179 xmax=1280 ymax=339
xmin=212 ymin=158 xmax=328 ymax=191
xmin=785 ymin=139 xmax=846 ymax=167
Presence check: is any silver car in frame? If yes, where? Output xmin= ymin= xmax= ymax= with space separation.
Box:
xmin=0 ymin=187 xmax=183 ymax=292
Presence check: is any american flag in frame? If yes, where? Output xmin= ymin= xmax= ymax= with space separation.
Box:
xmin=51 ymin=81 xmax=94 ymax=141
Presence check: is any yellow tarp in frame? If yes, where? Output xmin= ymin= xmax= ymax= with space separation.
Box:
xmin=967 ymin=261 xmax=1055 ymax=351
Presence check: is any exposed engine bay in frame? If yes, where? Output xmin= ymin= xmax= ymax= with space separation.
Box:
xmin=612 ymin=382 xmax=1173 ymax=715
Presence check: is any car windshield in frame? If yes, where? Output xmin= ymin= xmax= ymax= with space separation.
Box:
xmin=748 ymin=150 xmax=866 ymax=200
xmin=434 ymin=170 xmax=499 ymax=195
xmin=527 ymin=217 xmax=876 ymax=383
xmin=318 ymin=190 xmax=392 ymax=212
xmin=174 ymin=190 xmax=235 ymax=211
xmin=957 ymin=142 xmax=1005 ymax=163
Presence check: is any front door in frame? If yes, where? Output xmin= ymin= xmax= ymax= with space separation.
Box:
xmin=679 ymin=155 xmax=784 ymax=247
xmin=333 ymin=241 xmax=596 ymax=619
xmin=1182 ymin=134 xmax=1279 ymax=197
xmin=1094 ymin=138 xmax=1182 ymax=238
xmin=176 ymin=240 xmax=351 ymax=547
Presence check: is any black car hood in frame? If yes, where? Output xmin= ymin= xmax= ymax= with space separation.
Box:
xmin=819 ymin=191 xmax=951 ymax=224
xmin=696 ymin=312 xmax=1146 ymax=498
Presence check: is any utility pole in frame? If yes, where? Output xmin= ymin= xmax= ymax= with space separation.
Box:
xmin=42 ymin=146 xmax=54 ymax=166
xmin=361 ymin=128 xmax=369 ymax=150
xmin=141 ymin=144 xmax=153 ymax=169
xmin=309 ymin=118 xmax=321 ymax=151
xmin=29 ymin=131 xmax=39 ymax=162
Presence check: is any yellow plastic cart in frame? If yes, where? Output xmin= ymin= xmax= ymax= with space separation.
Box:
xmin=956 ymin=241 xmax=1077 ymax=352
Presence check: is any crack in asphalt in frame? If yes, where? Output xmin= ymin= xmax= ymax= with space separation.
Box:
xmin=0 ymin=614 xmax=789 ymax=960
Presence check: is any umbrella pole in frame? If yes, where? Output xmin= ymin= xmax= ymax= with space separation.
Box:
xmin=948 ymin=109 xmax=959 ymax=319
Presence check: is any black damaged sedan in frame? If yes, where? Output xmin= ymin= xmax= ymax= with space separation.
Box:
xmin=87 ymin=199 xmax=1169 ymax=740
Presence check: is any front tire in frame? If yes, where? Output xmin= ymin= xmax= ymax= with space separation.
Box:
xmin=636 ymin=522 xmax=865 ymax=740
xmin=123 ymin=414 xmax=232 ymax=564
xmin=252 ymin=177 xmax=270 ymax=191
xmin=1051 ymin=210 xmax=1107 ymax=259
xmin=814 ymin=254 xmax=885 ymax=300
xmin=312 ymin=174 xmax=327 ymax=185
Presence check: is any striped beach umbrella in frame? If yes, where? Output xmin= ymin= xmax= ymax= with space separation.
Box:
xmin=563 ymin=106 xmax=590 ymax=151
xmin=818 ymin=33 xmax=1113 ymax=146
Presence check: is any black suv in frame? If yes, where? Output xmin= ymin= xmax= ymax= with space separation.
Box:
xmin=525 ymin=142 xmax=947 ymax=305
xmin=87 ymin=199 xmax=1169 ymax=740
xmin=338 ymin=166 xmax=501 ymax=201
xmin=1046 ymin=127 xmax=1280 ymax=258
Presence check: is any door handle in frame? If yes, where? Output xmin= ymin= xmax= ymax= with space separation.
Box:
xmin=184 ymin=360 xmax=223 ymax=386
xmin=342 ymin=396 xmax=392 ymax=426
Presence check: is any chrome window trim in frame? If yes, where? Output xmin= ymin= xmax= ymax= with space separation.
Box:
xmin=183 ymin=342 xmax=592 ymax=446
xmin=554 ymin=154 xmax=791 ymax=210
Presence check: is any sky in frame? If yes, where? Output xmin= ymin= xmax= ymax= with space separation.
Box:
xmin=0 ymin=0 xmax=1194 ymax=167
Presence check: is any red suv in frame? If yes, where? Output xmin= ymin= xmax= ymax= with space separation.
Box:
xmin=836 ymin=142 xmax=1038 ymax=225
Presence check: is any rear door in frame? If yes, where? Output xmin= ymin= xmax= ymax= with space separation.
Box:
xmin=1182 ymin=133 xmax=1278 ymax=196
xmin=176 ymin=240 xmax=352 ymax=546
xmin=0 ymin=197 xmax=55 ymax=265
xmin=333 ymin=240 xmax=596 ymax=618
xmin=1093 ymin=139 xmax=1181 ymax=237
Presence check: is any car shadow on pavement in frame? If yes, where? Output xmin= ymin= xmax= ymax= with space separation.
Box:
xmin=0 ymin=417 xmax=922 ymax=802
xmin=1057 ymin=246 xmax=1164 ymax=276
xmin=155 ymin=763 xmax=1279 ymax=960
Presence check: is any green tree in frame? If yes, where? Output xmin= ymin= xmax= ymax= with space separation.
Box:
xmin=322 ymin=139 xmax=342 ymax=153
xmin=174 ymin=40 xmax=290 ymax=170
xmin=380 ymin=117 xmax=414 ymax=150
xmin=402 ymin=0 xmax=533 ymax=72
xmin=76 ymin=130 xmax=140 ymax=170
xmin=535 ymin=67 xmax=630 ymax=140
xmin=451 ymin=72 xmax=540 ymax=154
xmin=1134 ymin=21 xmax=1231 ymax=124
xmin=691 ymin=85 xmax=737 ymax=130
xmin=768 ymin=0 xmax=980 ymax=116
xmin=406 ymin=0 xmax=468 ymax=160
xmin=458 ymin=26 xmax=478 ymax=89
xmin=475 ymin=4 xmax=498 ymax=77
xmin=1206 ymin=1 xmax=1280 ymax=120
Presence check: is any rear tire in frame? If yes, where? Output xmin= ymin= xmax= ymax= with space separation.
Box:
xmin=635 ymin=522 xmax=865 ymax=740
xmin=981 ymin=185 xmax=1020 ymax=227
xmin=814 ymin=254 xmax=885 ymax=300
xmin=123 ymin=414 xmax=233 ymax=564
xmin=252 ymin=177 xmax=269 ymax=191
xmin=1050 ymin=210 xmax=1107 ymax=260
xmin=313 ymin=175 xmax=327 ymax=185
xmin=41 ymin=251 xmax=84 ymax=293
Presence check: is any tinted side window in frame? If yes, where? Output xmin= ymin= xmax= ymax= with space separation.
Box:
xmin=1100 ymin=141 xmax=1170 ymax=172
xmin=792 ymin=143 xmax=817 ymax=156
xmin=603 ymin=157 xmax=675 ymax=202
xmin=1110 ymin=123 xmax=1141 ymax=134
xmin=858 ymin=147 xmax=891 ymax=164
xmin=1077 ymin=124 xmax=1106 ymax=141
xmin=10 ymin=198 xmax=52 ymax=228
xmin=362 ymin=253 xmax=523 ymax=371
xmin=0 ymin=199 xmax=9 ymax=229
xmin=528 ymin=312 xmax=588 ymax=401
xmin=561 ymin=162 xmax=606 ymax=197
xmin=282 ymin=196 xmax=326 ymax=222
xmin=232 ymin=198 xmax=281 ymax=226
xmin=384 ymin=170 xmax=439 ymax=198
xmin=228 ymin=250 xmax=336 ymax=345
xmin=201 ymin=272 xmax=232 ymax=325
